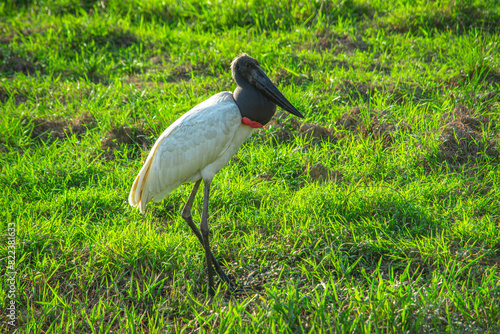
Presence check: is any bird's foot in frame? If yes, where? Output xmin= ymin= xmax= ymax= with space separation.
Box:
xmin=229 ymin=285 xmax=253 ymax=296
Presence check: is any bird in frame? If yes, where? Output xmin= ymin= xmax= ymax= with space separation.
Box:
xmin=128 ymin=54 xmax=304 ymax=296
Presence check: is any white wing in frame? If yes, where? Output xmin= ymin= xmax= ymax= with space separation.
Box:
xmin=129 ymin=92 xmax=253 ymax=214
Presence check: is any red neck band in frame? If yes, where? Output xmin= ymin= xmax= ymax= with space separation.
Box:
xmin=242 ymin=117 xmax=264 ymax=128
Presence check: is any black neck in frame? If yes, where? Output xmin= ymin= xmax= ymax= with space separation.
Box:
xmin=233 ymin=72 xmax=276 ymax=126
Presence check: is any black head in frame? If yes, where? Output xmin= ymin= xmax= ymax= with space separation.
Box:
xmin=231 ymin=54 xmax=303 ymax=125
xmin=231 ymin=55 xmax=262 ymax=87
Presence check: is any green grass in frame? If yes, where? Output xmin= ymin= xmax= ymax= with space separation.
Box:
xmin=1 ymin=0 xmax=500 ymax=332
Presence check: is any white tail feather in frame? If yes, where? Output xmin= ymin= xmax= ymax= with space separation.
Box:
xmin=128 ymin=149 xmax=156 ymax=214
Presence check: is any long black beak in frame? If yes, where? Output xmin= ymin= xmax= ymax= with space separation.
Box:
xmin=252 ymin=67 xmax=304 ymax=118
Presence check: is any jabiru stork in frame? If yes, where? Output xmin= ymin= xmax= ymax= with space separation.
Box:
xmin=129 ymin=54 xmax=304 ymax=296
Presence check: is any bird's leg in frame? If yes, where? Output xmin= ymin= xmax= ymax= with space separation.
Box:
xmin=181 ymin=180 xmax=232 ymax=288
xmin=200 ymin=180 xmax=216 ymax=296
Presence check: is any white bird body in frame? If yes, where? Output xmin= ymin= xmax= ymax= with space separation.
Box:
xmin=129 ymin=91 xmax=254 ymax=214
xmin=128 ymin=55 xmax=304 ymax=295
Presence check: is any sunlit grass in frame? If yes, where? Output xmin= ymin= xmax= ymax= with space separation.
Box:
xmin=1 ymin=0 xmax=499 ymax=332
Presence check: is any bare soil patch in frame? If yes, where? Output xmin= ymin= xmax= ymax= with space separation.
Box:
xmin=274 ymin=69 xmax=312 ymax=86
xmin=149 ymin=56 xmax=164 ymax=65
xmin=388 ymin=82 xmax=430 ymax=104
xmin=384 ymin=4 xmax=500 ymax=34
xmin=337 ymin=106 xmax=363 ymax=131
xmin=337 ymin=106 xmax=408 ymax=147
xmin=262 ymin=111 xmax=301 ymax=144
xmin=262 ymin=112 xmax=335 ymax=144
xmin=1 ymin=55 xmax=36 ymax=75
xmin=447 ymin=66 xmax=500 ymax=88
xmin=25 ymin=112 xmax=97 ymax=143
xmin=299 ymin=123 xmax=335 ymax=142
xmin=0 ymin=33 xmax=14 ymax=45
xmin=435 ymin=104 xmax=498 ymax=165
xmin=338 ymin=81 xmax=375 ymax=102
xmin=339 ymin=81 xmax=430 ymax=105
xmin=168 ymin=64 xmax=197 ymax=82
xmin=304 ymin=163 xmax=344 ymax=183
xmin=368 ymin=63 xmax=392 ymax=75
xmin=313 ymin=30 xmax=371 ymax=53
xmin=65 ymin=26 xmax=140 ymax=51
xmin=101 ymin=124 xmax=152 ymax=160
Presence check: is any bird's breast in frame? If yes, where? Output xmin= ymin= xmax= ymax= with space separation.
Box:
xmin=143 ymin=92 xmax=254 ymax=201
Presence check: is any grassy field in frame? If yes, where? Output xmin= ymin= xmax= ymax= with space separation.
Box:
xmin=1 ymin=0 xmax=500 ymax=332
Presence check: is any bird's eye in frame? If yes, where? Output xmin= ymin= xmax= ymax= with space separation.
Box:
xmin=236 ymin=65 xmax=240 ymax=70
xmin=246 ymin=63 xmax=251 ymax=68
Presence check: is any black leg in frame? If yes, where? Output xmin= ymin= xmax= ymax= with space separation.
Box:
xmin=180 ymin=180 xmax=232 ymax=291
xmin=200 ymin=180 xmax=215 ymax=296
